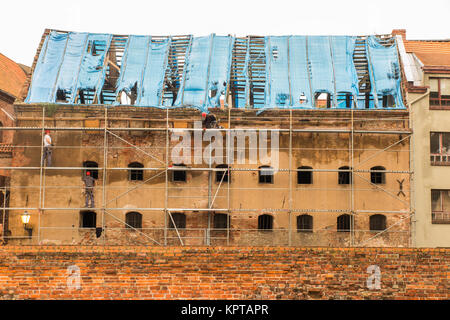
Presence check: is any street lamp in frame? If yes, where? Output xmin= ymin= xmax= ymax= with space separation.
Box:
xmin=21 ymin=211 xmax=32 ymax=238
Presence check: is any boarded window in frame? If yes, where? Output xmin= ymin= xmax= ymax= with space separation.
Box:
xmin=337 ymin=214 xmax=352 ymax=232
xmin=172 ymin=164 xmax=187 ymax=182
xmin=80 ymin=211 xmax=96 ymax=228
xmin=125 ymin=212 xmax=142 ymax=229
xmin=369 ymin=214 xmax=386 ymax=231
xmin=216 ymin=165 xmax=230 ymax=183
xmin=297 ymin=214 xmax=313 ymax=232
xmin=258 ymin=214 xmax=273 ymax=230
xmin=297 ymin=166 xmax=313 ymax=184
xmin=213 ymin=213 xmax=229 ymax=229
xmin=338 ymin=166 xmax=352 ymax=184
xmin=169 ymin=212 xmax=186 ymax=229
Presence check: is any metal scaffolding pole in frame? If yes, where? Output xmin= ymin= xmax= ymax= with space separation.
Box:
xmin=0 ymin=126 xmax=412 ymax=135
xmin=289 ymin=109 xmax=292 ymax=246
xmin=164 ymin=107 xmax=169 ymax=246
xmin=37 ymin=106 xmax=45 ymax=244
xmin=102 ymin=106 xmax=108 ymax=243
xmin=227 ymin=107 xmax=231 ymax=246
xmin=350 ymin=102 xmax=355 ymax=246
xmin=2 ymin=187 xmax=6 ymax=243
xmin=408 ymin=103 xmax=416 ymax=248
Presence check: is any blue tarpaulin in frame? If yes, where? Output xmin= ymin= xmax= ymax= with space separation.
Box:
xmin=53 ymin=32 xmax=89 ymax=103
xmin=25 ymin=31 xmax=406 ymax=111
xmin=139 ymin=39 xmax=170 ymax=107
xmin=26 ymin=31 xmax=68 ymax=102
xmin=116 ymin=35 xmax=150 ymax=98
xmin=175 ymin=35 xmax=233 ymax=112
xmin=290 ymin=36 xmax=313 ymax=108
xmin=366 ymin=36 xmax=405 ymax=108
xmin=75 ymin=34 xmax=112 ymax=97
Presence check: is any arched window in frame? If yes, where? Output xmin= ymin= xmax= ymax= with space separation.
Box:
xmin=337 ymin=214 xmax=352 ymax=232
xmin=128 ymin=162 xmax=144 ymax=181
xmin=83 ymin=161 xmax=99 ymax=180
xmin=213 ymin=213 xmax=229 ymax=229
xmin=259 ymin=166 xmax=274 ymax=184
xmin=172 ymin=164 xmax=187 ymax=182
xmin=216 ymin=164 xmax=230 ymax=183
xmin=169 ymin=212 xmax=186 ymax=229
xmin=369 ymin=214 xmax=386 ymax=231
xmin=297 ymin=214 xmax=313 ymax=232
xmin=258 ymin=214 xmax=273 ymax=230
xmin=125 ymin=211 xmax=142 ymax=229
xmin=338 ymin=166 xmax=352 ymax=185
xmin=80 ymin=211 xmax=96 ymax=228
xmin=370 ymin=166 xmax=386 ymax=184
xmin=297 ymin=166 xmax=313 ymax=184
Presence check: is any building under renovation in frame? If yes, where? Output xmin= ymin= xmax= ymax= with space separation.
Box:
xmin=3 ymin=29 xmax=412 ymax=247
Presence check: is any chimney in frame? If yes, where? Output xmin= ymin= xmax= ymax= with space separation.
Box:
xmin=392 ymin=29 xmax=406 ymax=40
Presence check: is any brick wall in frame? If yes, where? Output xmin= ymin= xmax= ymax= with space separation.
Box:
xmin=0 ymin=246 xmax=448 ymax=300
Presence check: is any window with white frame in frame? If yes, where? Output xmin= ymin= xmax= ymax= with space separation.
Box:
xmin=431 ymin=189 xmax=450 ymax=224
xmin=430 ymin=132 xmax=450 ymax=164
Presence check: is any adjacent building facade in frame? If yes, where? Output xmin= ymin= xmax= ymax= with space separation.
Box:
xmin=395 ymin=29 xmax=450 ymax=247
xmin=0 ymin=53 xmax=28 ymax=240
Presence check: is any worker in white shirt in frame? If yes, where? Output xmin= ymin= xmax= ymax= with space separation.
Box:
xmin=42 ymin=130 xmax=52 ymax=167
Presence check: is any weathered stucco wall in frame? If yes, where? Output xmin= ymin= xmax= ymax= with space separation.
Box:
xmin=7 ymin=106 xmax=411 ymax=247
xmin=410 ymin=73 xmax=450 ymax=247
xmin=0 ymin=246 xmax=447 ymax=300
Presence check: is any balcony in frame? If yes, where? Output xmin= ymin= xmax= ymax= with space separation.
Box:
xmin=430 ymin=153 xmax=450 ymax=166
xmin=430 ymin=97 xmax=450 ymax=110
xmin=431 ymin=211 xmax=450 ymax=224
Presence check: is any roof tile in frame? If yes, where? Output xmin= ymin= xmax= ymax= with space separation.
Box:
xmin=0 ymin=53 xmax=27 ymax=98
xmin=404 ymin=40 xmax=450 ymax=68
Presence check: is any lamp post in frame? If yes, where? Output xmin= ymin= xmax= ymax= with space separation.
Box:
xmin=21 ymin=211 xmax=32 ymax=239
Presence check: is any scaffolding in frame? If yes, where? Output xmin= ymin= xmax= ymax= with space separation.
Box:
xmin=0 ymin=30 xmax=414 ymax=247
xmin=0 ymin=104 xmax=413 ymax=247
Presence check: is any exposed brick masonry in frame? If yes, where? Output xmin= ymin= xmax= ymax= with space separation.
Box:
xmin=0 ymin=246 xmax=448 ymax=299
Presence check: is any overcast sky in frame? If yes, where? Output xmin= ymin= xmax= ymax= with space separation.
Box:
xmin=1 ymin=0 xmax=449 ymax=66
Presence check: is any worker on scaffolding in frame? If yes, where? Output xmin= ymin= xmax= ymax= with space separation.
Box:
xmin=82 ymin=171 xmax=95 ymax=208
xmin=42 ymin=130 xmax=52 ymax=167
xmin=202 ymin=112 xmax=218 ymax=129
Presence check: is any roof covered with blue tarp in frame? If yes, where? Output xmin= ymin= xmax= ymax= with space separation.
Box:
xmin=25 ymin=30 xmax=406 ymax=112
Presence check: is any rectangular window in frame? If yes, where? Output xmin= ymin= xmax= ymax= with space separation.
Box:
xmin=430 ymin=132 xmax=450 ymax=165
xmin=172 ymin=165 xmax=187 ymax=182
xmin=430 ymin=78 xmax=450 ymax=108
xmin=431 ymin=189 xmax=450 ymax=224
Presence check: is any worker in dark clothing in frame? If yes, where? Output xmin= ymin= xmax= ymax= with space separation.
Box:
xmin=202 ymin=112 xmax=217 ymax=129
xmin=82 ymin=171 xmax=95 ymax=208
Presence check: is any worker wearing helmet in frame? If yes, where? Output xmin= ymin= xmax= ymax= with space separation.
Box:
xmin=82 ymin=171 xmax=95 ymax=208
